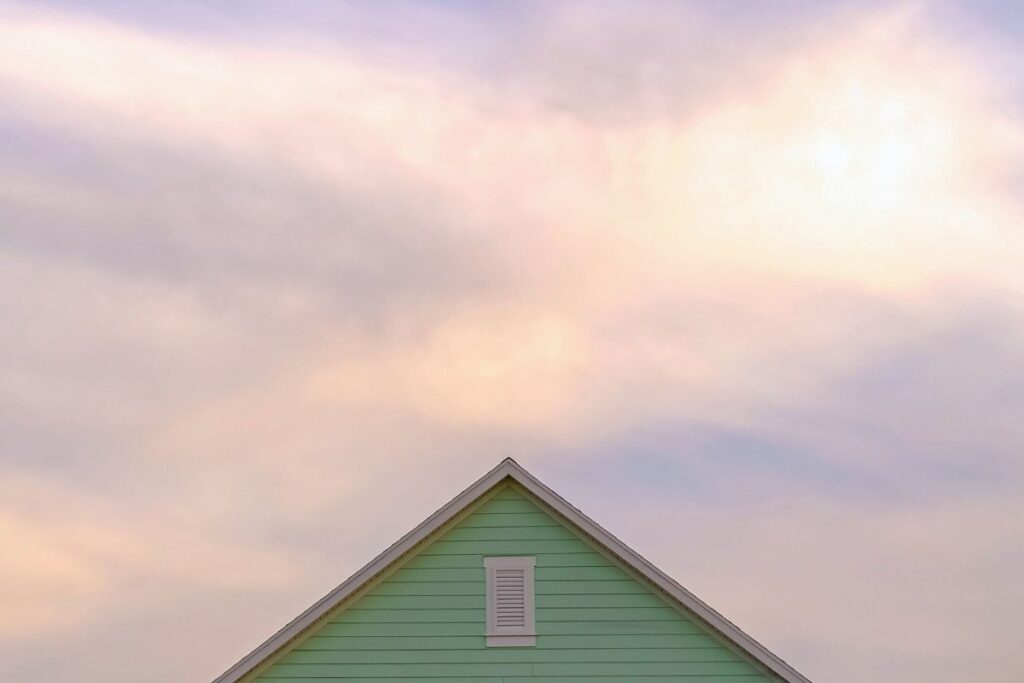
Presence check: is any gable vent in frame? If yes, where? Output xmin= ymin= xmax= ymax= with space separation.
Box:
xmin=494 ymin=569 xmax=526 ymax=627
xmin=484 ymin=556 xmax=536 ymax=646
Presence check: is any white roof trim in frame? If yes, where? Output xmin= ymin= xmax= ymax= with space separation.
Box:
xmin=212 ymin=458 xmax=812 ymax=683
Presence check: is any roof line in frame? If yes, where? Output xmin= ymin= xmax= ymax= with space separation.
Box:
xmin=211 ymin=458 xmax=520 ymax=683
xmin=212 ymin=457 xmax=812 ymax=683
xmin=502 ymin=459 xmax=812 ymax=683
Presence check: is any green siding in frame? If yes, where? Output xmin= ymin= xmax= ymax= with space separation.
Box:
xmin=253 ymin=485 xmax=776 ymax=682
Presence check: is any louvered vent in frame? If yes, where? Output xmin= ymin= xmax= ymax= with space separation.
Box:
xmin=484 ymin=556 xmax=536 ymax=646
xmin=494 ymin=568 xmax=526 ymax=627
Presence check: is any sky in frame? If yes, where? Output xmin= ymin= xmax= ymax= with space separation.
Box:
xmin=0 ymin=1 xmax=1022 ymax=682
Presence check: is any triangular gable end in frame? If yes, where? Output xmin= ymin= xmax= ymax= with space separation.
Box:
xmin=214 ymin=458 xmax=812 ymax=683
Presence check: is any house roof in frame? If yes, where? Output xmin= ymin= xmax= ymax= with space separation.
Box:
xmin=212 ymin=457 xmax=812 ymax=683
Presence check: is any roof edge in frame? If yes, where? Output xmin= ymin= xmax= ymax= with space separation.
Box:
xmin=211 ymin=457 xmax=811 ymax=683
xmin=501 ymin=460 xmax=812 ymax=683
xmin=212 ymin=458 xmax=518 ymax=683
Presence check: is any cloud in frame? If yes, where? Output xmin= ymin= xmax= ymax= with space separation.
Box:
xmin=0 ymin=2 xmax=1022 ymax=683
xmin=0 ymin=473 xmax=300 ymax=642
xmin=626 ymin=491 xmax=1024 ymax=683
xmin=2 ymin=1 xmax=1021 ymax=300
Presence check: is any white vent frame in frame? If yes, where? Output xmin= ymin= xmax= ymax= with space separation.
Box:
xmin=483 ymin=556 xmax=536 ymax=646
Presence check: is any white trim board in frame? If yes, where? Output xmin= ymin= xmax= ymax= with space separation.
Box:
xmin=211 ymin=458 xmax=813 ymax=683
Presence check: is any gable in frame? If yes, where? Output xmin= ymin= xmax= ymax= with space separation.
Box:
xmin=248 ymin=483 xmax=780 ymax=682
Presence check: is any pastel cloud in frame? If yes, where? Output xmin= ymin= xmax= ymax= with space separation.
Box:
xmin=0 ymin=2 xmax=1022 ymax=683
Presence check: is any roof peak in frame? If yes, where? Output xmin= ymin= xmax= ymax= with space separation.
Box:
xmin=213 ymin=457 xmax=811 ymax=683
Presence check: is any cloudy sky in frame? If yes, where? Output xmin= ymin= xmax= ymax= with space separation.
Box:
xmin=1 ymin=1 xmax=1023 ymax=682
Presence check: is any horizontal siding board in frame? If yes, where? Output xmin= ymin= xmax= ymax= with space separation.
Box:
xmin=259 ymin=679 xmax=504 ymax=683
xmin=441 ymin=525 xmax=577 ymax=542
xmin=537 ymin=566 xmax=632 ymax=581
xmin=286 ymin=647 xmax=744 ymax=664
xmin=421 ymin=539 xmax=596 ymax=555
xmin=535 ymin=553 xmax=616 ymax=568
xmin=299 ymin=634 xmax=724 ymax=651
xmin=504 ymin=677 xmax=769 ymax=683
xmin=385 ymin=568 xmax=485 ymax=582
xmin=364 ymin=581 xmax=654 ymax=600
xmin=401 ymin=555 xmax=487 ymax=570
xmin=470 ymin=498 xmax=540 ymax=514
xmin=353 ymin=595 xmax=484 ymax=610
xmin=298 ymin=636 xmax=484 ymax=651
xmin=533 ymin=662 xmax=760 ymax=676
xmin=372 ymin=581 xmax=485 ymax=597
xmin=314 ymin=620 xmax=705 ymax=638
xmin=458 ymin=512 xmax=558 ymax=528
xmin=255 ymin=485 xmax=778 ymax=682
xmin=265 ymin=663 xmax=534 ymax=677
xmin=536 ymin=592 xmax=667 ymax=608
xmin=402 ymin=553 xmax=610 ymax=570
xmin=537 ymin=607 xmax=684 ymax=622
xmin=536 ymin=580 xmax=649 ymax=594
xmin=335 ymin=608 xmax=484 ymax=623
xmin=538 ymin=620 xmax=706 ymax=635
xmin=260 ymin=679 xmax=765 ymax=683
xmin=386 ymin=566 xmax=631 ymax=582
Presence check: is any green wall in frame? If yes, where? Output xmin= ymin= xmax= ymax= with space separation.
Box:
xmin=252 ymin=484 xmax=776 ymax=682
